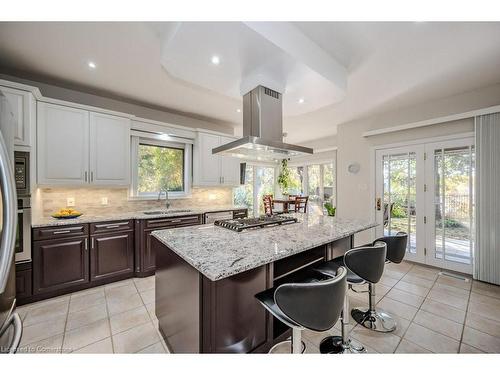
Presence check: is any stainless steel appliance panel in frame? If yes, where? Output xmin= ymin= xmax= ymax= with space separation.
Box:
xmin=0 ymin=89 xmax=21 ymax=353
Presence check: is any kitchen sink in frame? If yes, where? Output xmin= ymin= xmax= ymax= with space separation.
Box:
xmin=143 ymin=209 xmax=192 ymax=215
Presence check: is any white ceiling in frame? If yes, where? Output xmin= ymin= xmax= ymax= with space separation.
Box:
xmin=160 ymin=22 xmax=347 ymax=116
xmin=1 ymin=22 xmax=500 ymax=143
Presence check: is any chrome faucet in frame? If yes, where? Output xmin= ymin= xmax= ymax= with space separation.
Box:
xmin=158 ymin=188 xmax=171 ymax=209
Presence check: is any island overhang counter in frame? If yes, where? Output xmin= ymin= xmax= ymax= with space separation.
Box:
xmin=152 ymin=213 xmax=377 ymax=353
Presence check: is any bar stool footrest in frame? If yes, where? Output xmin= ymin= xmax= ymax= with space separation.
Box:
xmin=269 ymin=339 xmax=306 ymax=354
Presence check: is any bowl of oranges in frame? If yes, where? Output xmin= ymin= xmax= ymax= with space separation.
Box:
xmin=51 ymin=208 xmax=83 ymax=219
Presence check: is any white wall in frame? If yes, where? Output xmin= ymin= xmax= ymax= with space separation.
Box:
xmin=334 ymin=83 xmax=500 ymax=245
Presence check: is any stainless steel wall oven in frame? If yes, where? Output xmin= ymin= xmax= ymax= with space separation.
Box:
xmin=14 ymin=151 xmax=30 ymax=263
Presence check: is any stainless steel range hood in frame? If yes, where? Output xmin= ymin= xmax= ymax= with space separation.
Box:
xmin=212 ymin=86 xmax=313 ymax=161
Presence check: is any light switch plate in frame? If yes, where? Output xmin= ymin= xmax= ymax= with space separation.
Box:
xmin=67 ymin=197 xmax=75 ymax=207
xmin=101 ymin=197 xmax=108 ymax=205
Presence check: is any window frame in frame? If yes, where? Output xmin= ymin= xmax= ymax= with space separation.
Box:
xmin=130 ymin=136 xmax=192 ymax=199
xmin=289 ymin=154 xmax=337 ymax=207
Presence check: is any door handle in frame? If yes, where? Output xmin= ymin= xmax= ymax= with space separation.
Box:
xmin=84 ymin=238 xmax=88 ymax=251
xmin=91 ymin=171 xmax=94 ymax=182
xmin=85 ymin=171 xmax=88 ymax=182
xmin=0 ymin=313 xmax=22 ymax=353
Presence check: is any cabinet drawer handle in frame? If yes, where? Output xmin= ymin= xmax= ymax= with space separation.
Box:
xmin=95 ymin=222 xmax=129 ymax=229
xmin=53 ymin=230 xmax=71 ymax=235
xmin=149 ymin=216 xmax=199 ymax=225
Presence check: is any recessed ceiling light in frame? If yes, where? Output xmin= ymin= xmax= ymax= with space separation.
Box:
xmin=88 ymin=61 xmax=97 ymax=69
xmin=298 ymin=98 xmax=305 ymax=104
xmin=211 ymin=55 xmax=220 ymax=65
xmin=236 ymin=108 xmax=241 ymax=113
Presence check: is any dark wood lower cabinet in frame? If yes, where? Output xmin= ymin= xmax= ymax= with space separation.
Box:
xmin=24 ymin=211 xmax=240 ymax=304
xmin=15 ymin=262 xmax=32 ymax=301
xmin=90 ymin=231 xmax=134 ymax=282
xmin=33 ymin=235 xmax=89 ymax=295
xmin=135 ymin=215 xmax=203 ymax=277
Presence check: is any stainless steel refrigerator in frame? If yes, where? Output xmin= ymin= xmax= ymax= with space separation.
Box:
xmin=0 ymin=89 xmax=22 ymax=353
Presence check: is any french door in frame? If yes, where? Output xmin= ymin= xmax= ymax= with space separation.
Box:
xmin=375 ymin=145 xmax=426 ymax=264
xmin=375 ymin=137 xmax=475 ymax=274
xmin=424 ymin=139 xmax=475 ymax=273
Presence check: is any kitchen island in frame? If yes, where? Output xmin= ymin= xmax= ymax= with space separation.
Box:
xmin=152 ymin=213 xmax=377 ymax=353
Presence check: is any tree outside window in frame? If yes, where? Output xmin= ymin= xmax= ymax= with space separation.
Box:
xmin=138 ymin=143 xmax=184 ymax=194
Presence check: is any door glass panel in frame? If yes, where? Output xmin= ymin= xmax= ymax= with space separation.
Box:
xmin=288 ymin=167 xmax=304 ymax=196
xmin=382 ymin=152 xmax=417 ymax=253
xmin=433 ymin=146 xmax=475 ymax=265
xmin=307 ymin=165 xmax=322 ymax=214
xmin=323 ymin=163 xmax=335 ymax=205
xmin=233 ymin=165 xmax=254 ymax=216
xmin=255 ymin=167 xmax=275 ymax=216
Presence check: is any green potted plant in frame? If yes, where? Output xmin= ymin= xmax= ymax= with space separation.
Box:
xmin=324 ymin=201 xmax=336 ymax=217
xmin=277 ymin=159 xmax=292 ymax=199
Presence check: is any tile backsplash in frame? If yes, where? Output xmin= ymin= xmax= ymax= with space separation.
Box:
xmin=33 ymin=187 xmax=234 ymax=219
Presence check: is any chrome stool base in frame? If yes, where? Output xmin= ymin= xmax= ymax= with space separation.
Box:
xmin=351 ymin=308 xmax=396 ymax=333
xmin=319 ymin=336 xmax=366 ymax=354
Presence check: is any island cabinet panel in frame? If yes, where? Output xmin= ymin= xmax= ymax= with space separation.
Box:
xmin=154 ymin=236 xmax=201 ymax=353
xmin=201 ymin=265 xmax=271 ymax=353
xmin=273 ymin=246 xmax=327 ymax=281
xmin=328 ymin=236 xmax=353 ymax=259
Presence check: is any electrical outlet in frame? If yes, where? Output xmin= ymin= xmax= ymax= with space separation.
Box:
xmin=67 ymin=197 xmax=75 ymax=207
xmin=101 ymin=197 xmax=108 ymax=205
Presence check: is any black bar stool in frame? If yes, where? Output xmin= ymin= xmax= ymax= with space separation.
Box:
xmin=314 ymin=243 xmax=387 ymax=353
xmin=381 ymin=232 xmax=408 ymax=264
xmin=351 ymin=232 xmax=408 ymax=332
xmin=255 ymin=267 xmax=347 ymax=354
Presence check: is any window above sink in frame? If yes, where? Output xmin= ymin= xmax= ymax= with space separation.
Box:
xmin=130 ymin=137 xmax=192 ymax=200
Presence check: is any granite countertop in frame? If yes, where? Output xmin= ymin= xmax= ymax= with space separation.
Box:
xmin=31 ymin=205 xmax=247 ymax=228
xmin=152 ymin=213 xmax=378 ymax=281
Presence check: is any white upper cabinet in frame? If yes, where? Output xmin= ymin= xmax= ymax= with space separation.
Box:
xmin=219 ymin=136 xmax=241 ymax=186
xmin=195 ymin=132 xmax=221 ymax=186
xmin=1 ymin=86 xmax=35 ymax=147
xmin=193 ymin=132 xmax=241 ymax=187
xmin=89 ymin=112 xmax=130 ymax=185
xmin=37 ymin=102 xmax=131 ymax=186
xmin=37 ymin=103 xmax=89 ymax=185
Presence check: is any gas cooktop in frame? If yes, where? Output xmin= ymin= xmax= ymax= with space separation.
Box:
xmin=214 ymin=215 xmax=298 ymax=232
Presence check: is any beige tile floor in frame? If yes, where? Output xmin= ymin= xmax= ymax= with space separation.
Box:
xmin=15 ymin=261 xmax=500 ymax=354
xmin=301 ymin=261 xmax=500 ymax=354
xmin=16 ymin=276 xmax=169 ymax=354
